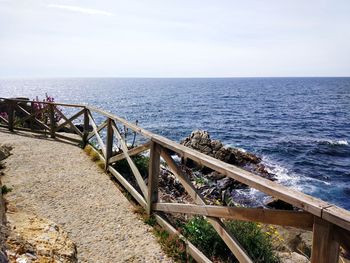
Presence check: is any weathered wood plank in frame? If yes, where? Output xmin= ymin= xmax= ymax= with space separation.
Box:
xmin=14 ymin=105 xmax=48 ymax=126
xmin=55 ymin=133 xmax=83 ymax=144
xmin=87 ymin=111 xmax=106 ymax=157
xmin=49 ymin=104 xmax=56 ymax=138
xmin=209 ymin=217 xmax=253 ymax=263
xmin=108 ymin=166 xmax=147 ymax=209
xmin=153 ymin=203 xmax=314 ymax=230
xmin=86 ymin=120 xmax=108 ymax=141
xmin=0 ymin=98 xmax=85 ymax=108
xmin=155 ymin=136 xmax=331 ymax=217
xmin=160 ymin=148 xmax=206 ymax=205
xmin=160 ymin=148 xmax=253 ymax=263
xmin=54 ymin=108 xmax=84 ymax=137
xmin=111 ymin=121 xmax=148 ymax=199
xmin=15 ymin=105 xmax=50 ymax=130
xmin=311 ymin=217 xmax=340 ymax=263
xmin=147 ymin=141 xmax=161 ymax=215
xmin=82 ymin=108 xmax=89 ymax=146
xmin=332 ymin=226 xmax=350 ymax=252
xmin=7 ymin=100 xmax=17 ymax=131
xmin=0 ymin=115 xmax=8 ymax=125
xmin=105 ymin=119 xmax=114 ymax=170
xmin=108 ymin=141 xmax=151 ymax=164
xmin=322 ymin=205 xmax=350 ymax=232
xmin=154 ymin=213 xmax=212 ymax=263
xmin=1 ymin=98 xmax=350 ymax=237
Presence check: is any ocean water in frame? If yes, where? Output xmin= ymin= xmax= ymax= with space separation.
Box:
xmin=1 ymin=77 xmax=350 ymax=209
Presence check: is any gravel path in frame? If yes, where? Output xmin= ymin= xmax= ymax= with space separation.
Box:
xmin=0 ymin=129 xmax=172 ymax=262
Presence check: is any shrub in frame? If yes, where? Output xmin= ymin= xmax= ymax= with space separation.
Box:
xmin=84 ymin=145 xmax=93 ymax=155
xmin=1 ymin=185 xmax=12 ymax=194
xmin=153 ymin=226 xmax=189 ymax=262
xmin=113 ymin=154 xmax=149 ymax=179
xmin=96 ymin=160 xmax=105 ymax=170
xmin=183 ymin=217 xmax=230 ymax=260
xmin=183 ymin=217 xmax=279 ymax=263
xmin=90 ymin=151 xmax=100 ymax=162
xmin=32 ymin=94 xmax=62 ymax=124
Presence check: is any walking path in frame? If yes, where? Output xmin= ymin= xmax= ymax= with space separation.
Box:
xmin=0 ymin=129 xmax=171 ymax=262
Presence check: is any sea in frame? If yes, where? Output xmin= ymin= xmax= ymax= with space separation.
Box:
xmin=1 ymin=77 xmax=349 ymax=209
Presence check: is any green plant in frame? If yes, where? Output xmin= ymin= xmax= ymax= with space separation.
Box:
xmin=153 ymin=226 xmax=189 ymax=262
xmin=96 ymin=160 xmax=105 ymax=170
xmin=1 ymin=185 xmax=12 ymax=194
xmin=194 ymin=176 xmax=207 ymax=185
xmin=183 ymin=217 xmax=229 ymax=260
xmin=183 ymin=217 xmax=279 ymax=262
xmin=90 ymin=151 xmax=100 ymax=162
xmin=131 ymin=205 xmax=190 ymax=262
xmin=84 ymin=145 xmax=93 ymax=155
xmin=113 ymin=154 xmax=149 ymax=178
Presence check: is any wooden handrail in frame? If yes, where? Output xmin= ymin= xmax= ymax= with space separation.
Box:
xmin=1 ymin=97 xmax=349 ymax=263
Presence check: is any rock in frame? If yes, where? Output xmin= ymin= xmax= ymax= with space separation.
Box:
xmin=206 ymin=171 xmax=225 ymax=180
xmin=0 ymin=145 xmax=12 ymax=161
xmin=276 ymin=252 xmax=309 ymax=263
xmin=217 ymin=177 xmax=235 ymax=189
xmin=180 ymin=130 xmax=274 ymax=180
xmin=264 ymin=198 xmax=294 ymax=210
xmin=6 ymin=211 xmax=77 ymax=263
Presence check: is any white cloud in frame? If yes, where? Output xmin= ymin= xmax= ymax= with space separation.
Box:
xmin=48 ymin=4 xmax=113 ymax=17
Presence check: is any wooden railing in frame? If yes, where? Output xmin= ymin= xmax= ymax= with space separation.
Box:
xmin=0 ymin=97 xmax=349 ymax=263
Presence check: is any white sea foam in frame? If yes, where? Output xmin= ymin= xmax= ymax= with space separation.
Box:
xmin=319 ymin=139 xmax=348 ymax=145
xmin=333 ymin=139 xmax=348 ymax=145
xmin=262 ymin=157 xmax=331 ymax=192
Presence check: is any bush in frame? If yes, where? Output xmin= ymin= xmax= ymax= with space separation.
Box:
xmin=1 ymin=185 xmax=12 ymax=194
xmin=183 ymin=217 xmax=230 ymax=260
xmin=153 ymin=226 xmax=189 ymax=262
xmin=183 ymin=217 xmax=279 ymax=263
xmin=113 ymin=154 xmax=149 ymax=179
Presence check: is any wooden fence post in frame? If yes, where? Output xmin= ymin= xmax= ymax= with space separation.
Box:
xmin=147 ymin=141 xmax=161 ymax=215
xmin=82 ymin=108 xmax=89 ymax=147
xmin=49 ymin=104 xmax=56 ymax=138
xmin=311 ymin=217 xmax=340 ymax=263
xmin=105 ymin=118 xmax=114 ymax=170
xmin=30 ymin=101 xmax=34 ymax=130
xmin=7 ymin=100 xmax=15 ymax=132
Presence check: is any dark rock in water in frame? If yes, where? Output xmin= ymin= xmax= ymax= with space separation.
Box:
xmin=206 ymin=171 xmax=225 ymax=180
xmin=264 ymin=198 xmax=294 ymax=210
xmin=217 ymin=177 xmax=235 ymax=189
xmin=180 ymin=130 xmax=274 ymax=180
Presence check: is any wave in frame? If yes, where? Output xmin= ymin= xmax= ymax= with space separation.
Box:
xmin=262 ymin=158 xmax=303 ymax=190
xmin=318 ymin=139 xmax=348 ymax=146
xmin=262 ymin=157 xmax=331 ymax=189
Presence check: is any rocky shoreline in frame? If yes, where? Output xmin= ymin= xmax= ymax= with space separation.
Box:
xmin=159 ymin=130 xmax=289 ymax=209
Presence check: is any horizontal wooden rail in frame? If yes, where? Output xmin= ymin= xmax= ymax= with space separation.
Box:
xmin=108 ymin=141 xmax=151 ymax=164
xmin=153 ymin=203 xmax=314 ymax=230
xmin=1 ymin=97 xmax=349 ymax=263
xmin=0 ymin=97 xmax=86 ymax=108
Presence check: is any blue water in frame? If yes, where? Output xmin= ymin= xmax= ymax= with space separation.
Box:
xmin=1 ymin=77 xmax=350 ymax=209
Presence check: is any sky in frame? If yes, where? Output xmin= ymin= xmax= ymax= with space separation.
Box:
xmin=1 ymin=0 xmax=350 ymax=77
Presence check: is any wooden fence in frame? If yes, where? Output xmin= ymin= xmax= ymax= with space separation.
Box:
xmin=0 ymin=97 xmax=349 ymax=263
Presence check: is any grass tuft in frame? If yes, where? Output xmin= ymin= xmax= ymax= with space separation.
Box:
xmin=90 ymin=151 xmax=100 ymax=162
xmin=96 ymin=160 xmax=105 ymax=170
xmin=1 ymin=185 xmax=12 ymax=195
xmin=84 ymin=144 xmax=93 ymax=155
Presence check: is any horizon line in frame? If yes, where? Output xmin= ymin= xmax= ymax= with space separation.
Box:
xmin=1 ymin=76 xmax=350 ymax=79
